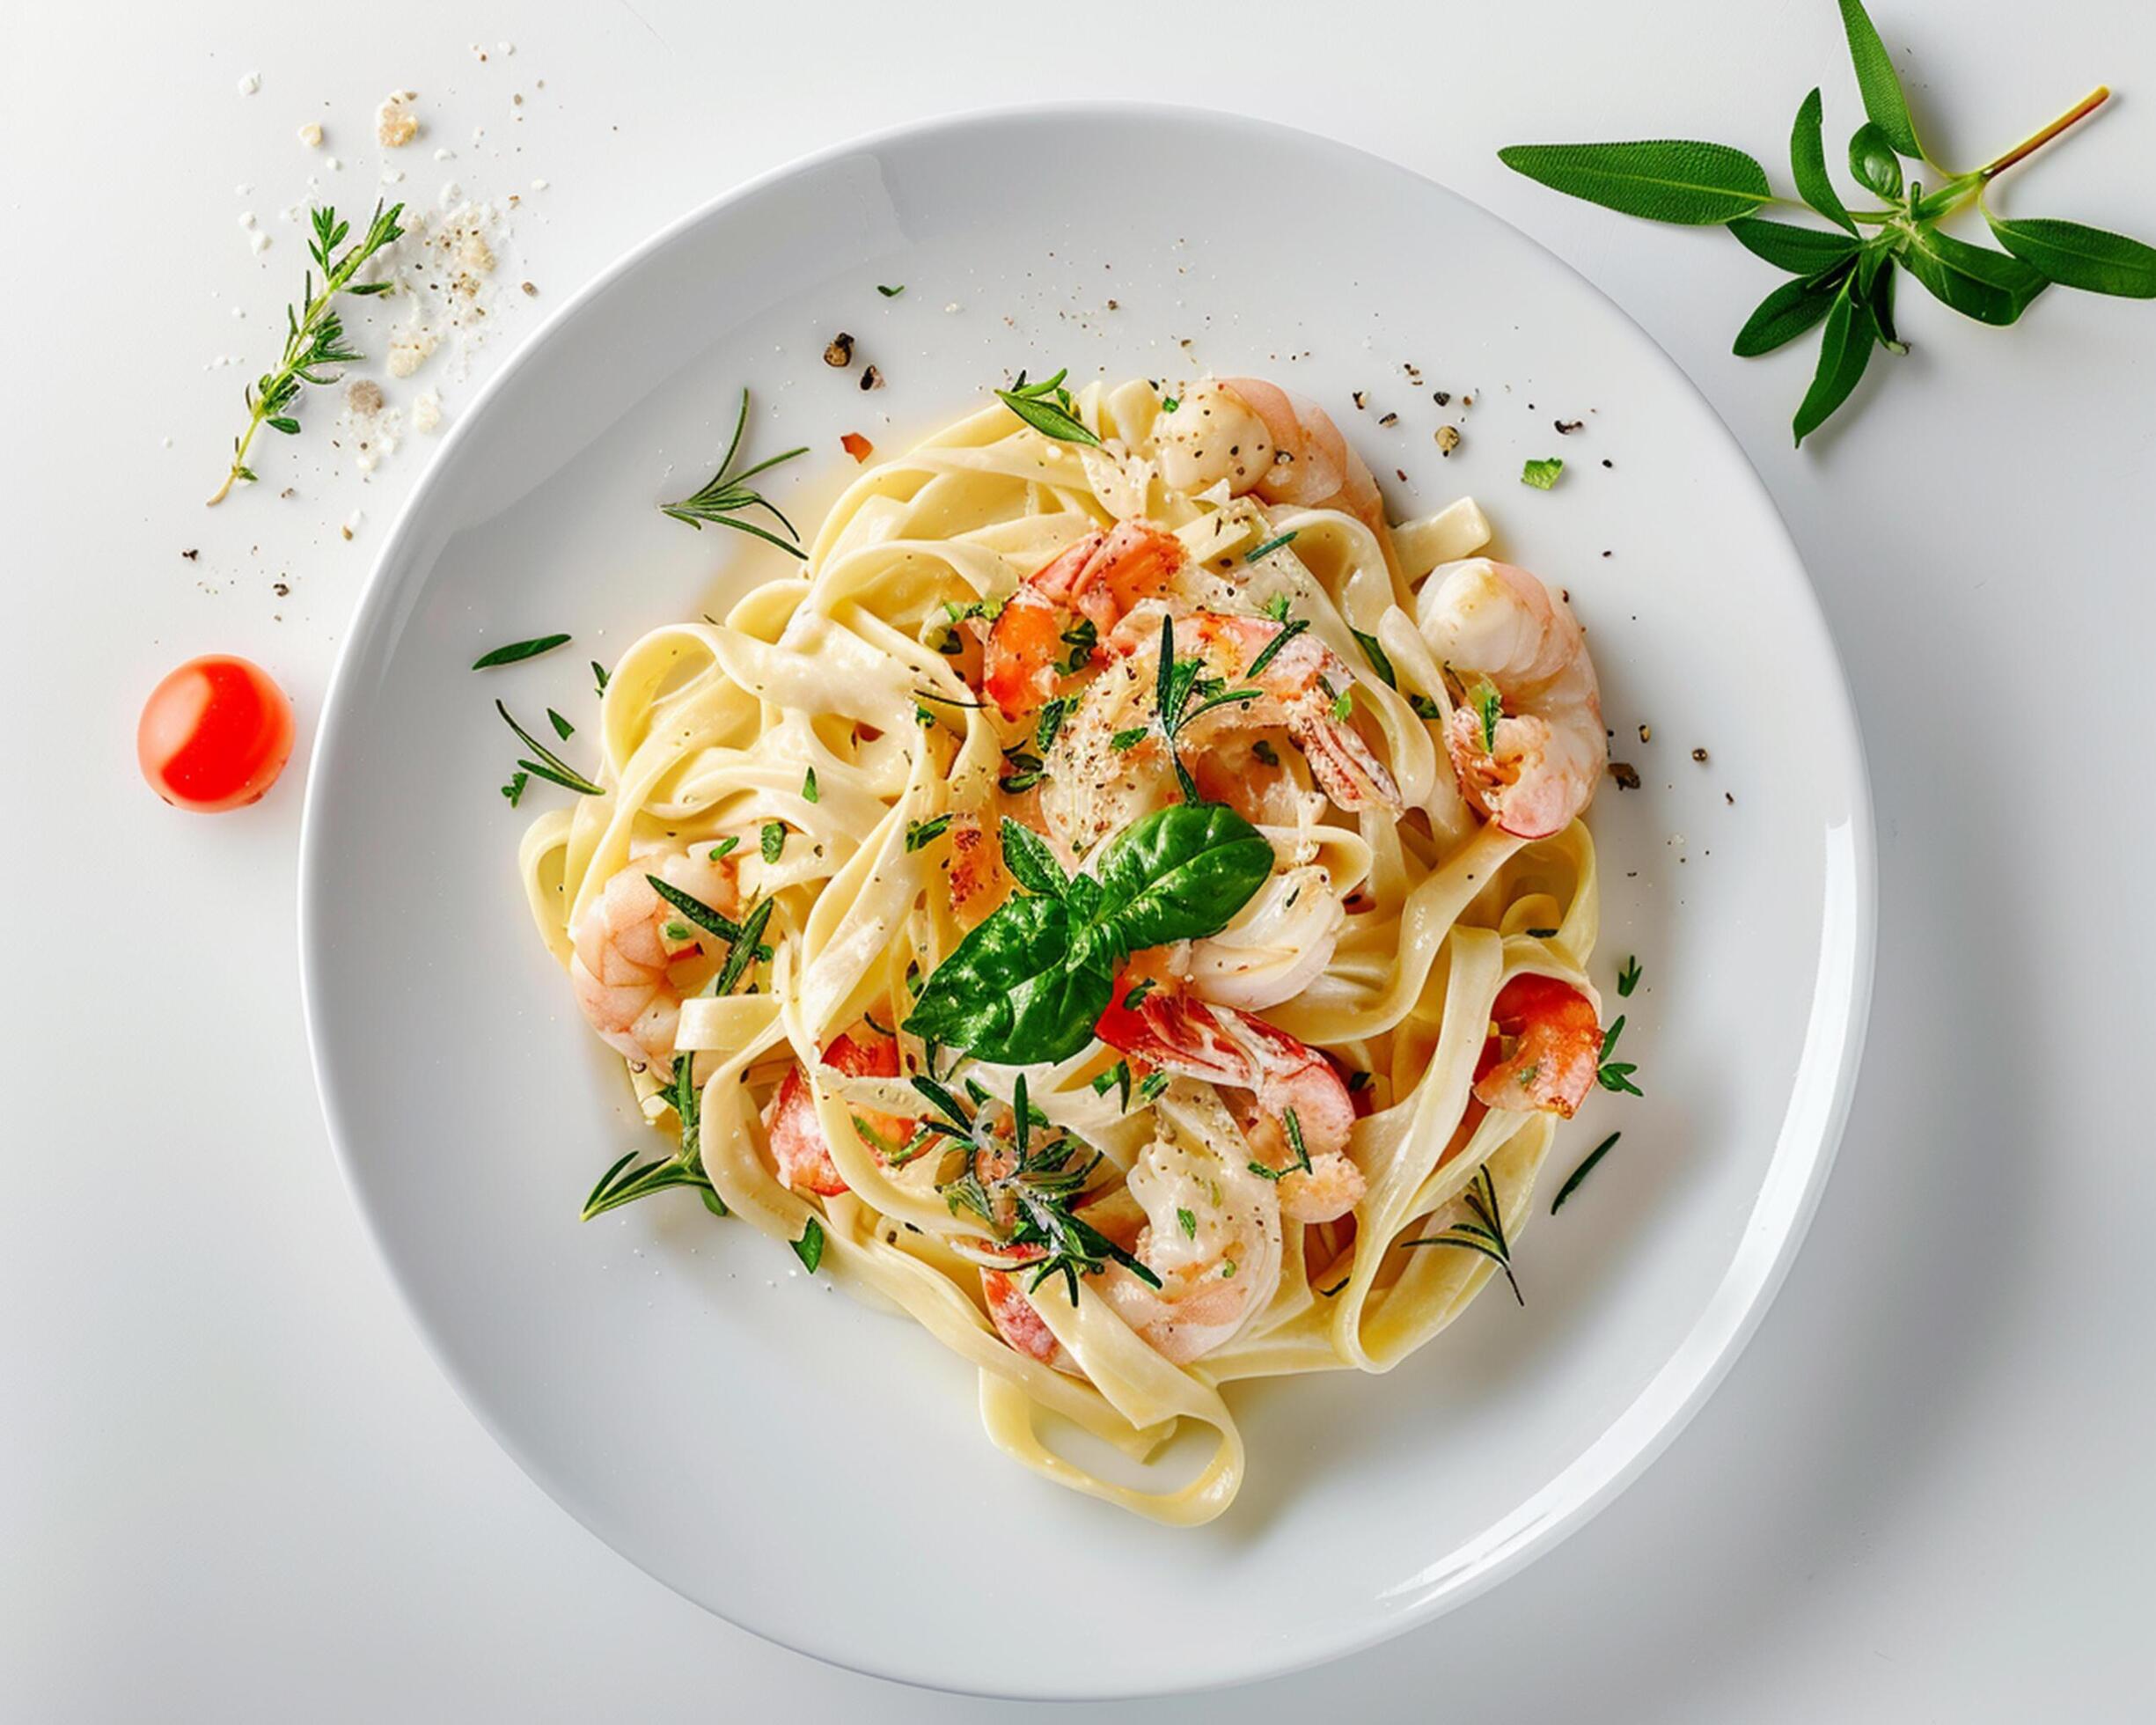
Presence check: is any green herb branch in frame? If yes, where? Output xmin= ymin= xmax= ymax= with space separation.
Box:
xmin=1499 ymin=0 xmax=2155 ymax=444
xmin=661 ymin=389 xmax=810 ymax=554
xmin=209 ymin=202 xmax=405 ymax=504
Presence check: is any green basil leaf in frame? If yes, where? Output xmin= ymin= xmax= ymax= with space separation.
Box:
xmin=1790 ymin=88 xmax=1856 ymax=235
xmin=1000 ymin=817 xmax=1068 ymax=899
xmin=1836 ymin=0 xmax=1925 ymax=158
xmin=1496 ymin=140 xmax=1771 ymax=225
xmin=1091 ymin=802 xmax=1274 ymax=951
xmin=1847 ymin=123 xmax=1903 ymax=201
xmin=1733 ymin=266 xmax=1848 ymax=356
xmin=1727 ymin=217 xmax=1862 ymax=275
xmin=904 ymin=897 xmax=1118 ymax=1064
xmin=1897 ymin=224 xmax=2048 ymax=326
xmin=1985 ymin=215 xmax=2156 ymax=298
xmin=1793 ymin=280 xmax=1877 ymax=445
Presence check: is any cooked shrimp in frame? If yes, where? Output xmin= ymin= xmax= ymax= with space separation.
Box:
xmin=763 ymin=1027 xmax=916 ymax=1195
xmin=569 ymin=846 xmax=741 ymax=1068
xmin=1040 ymin=606 xmax=1399 ymax=854
xmin=1096 ymin=1132 xmax=1285 ymax=1364
xmin=1154 ymin=378 xmax=1390 ymax=548
xmin=1473 ymin=973 xmax=1602 ymax=1119
xmin=1418 ymin=559 xmax=1604 ymax=840
xmin=979 ymin=1257 xmax=1081 ymax=1376
xmin=1096 ymin=983 xmax=1365 ymax=1226
xmin=982 ymin=520 xmax=1185 ymax=717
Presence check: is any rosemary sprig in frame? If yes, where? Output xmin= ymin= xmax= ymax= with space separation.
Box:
xmin=209 ymin=201 xmax=406 ymax=504
xmin=495 ymin=700 xmax=604 ymax=796
xmin=1153 ymin=613 xmax=1265 ymax=803
xmin=1597 ymin=1014 xmax=1644 ymax=1096
xmin=1398 ymin=1163 xmax=1522 ymax=1304
xmin=994 ymin=369 xmax=1102 ymax=446
xmin=1499 ymin=0 xmax=2156 ymax=444
xmin=582 ymin=1053 xmax=728 ymax=1219
xmin=660 ymin=389 xmax=810 ymax=554
xmin=1618 ymin=953 xmax=1644 ymax=997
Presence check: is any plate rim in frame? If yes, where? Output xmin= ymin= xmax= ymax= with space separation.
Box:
xmin=297 ymin=98 xmax=1877 ymax=1699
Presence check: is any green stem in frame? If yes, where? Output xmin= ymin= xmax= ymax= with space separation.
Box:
xmin=207 ymin=278 xmax=336 ymax=506
xmin=1981 ymin=84 xmax=2110 ymax=180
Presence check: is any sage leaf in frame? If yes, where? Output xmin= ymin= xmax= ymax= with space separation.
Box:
xmin=1898 ymin=224 xmax=2047 ymax=325
xmin=1496 ymin=140 xmax=1771 ymax=225
xmin=1986 ymin=216 xmax=2156 ymax=297
xmin=1733 ymin=266 xmax=1849 ymax=356
xmin=1727 ymin=217 xmax=1862 ymax=275
xmin=1791 ymin=88 xmax=1857 ymax=234
xmin=1848 ymin=123 xmax=1903 ymax=201
xmin=1837 ymin=0 xmax=1925 ymax=158
xmin=1793 ymin=281 xmax=1877 ymax=444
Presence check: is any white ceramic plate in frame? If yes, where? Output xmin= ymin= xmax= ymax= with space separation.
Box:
xmin=301 ymin=106 xmax=1874 ymax=1699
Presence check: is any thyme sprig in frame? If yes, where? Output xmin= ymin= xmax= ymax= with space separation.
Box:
xmin=660 ymin=389 xmax=810 ymax=554
xmin=1399 ymin=1163 xmax=1522 ymax=1304
xmin=209 ymin=201 xmax=406 ymax=504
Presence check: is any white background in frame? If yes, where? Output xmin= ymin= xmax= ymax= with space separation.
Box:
xmin=4 ymin=2 xmax=2152 ymax=1718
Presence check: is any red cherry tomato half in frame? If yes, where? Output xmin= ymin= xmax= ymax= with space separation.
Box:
xmin=137 ymin=656 xmax=297 ymax=812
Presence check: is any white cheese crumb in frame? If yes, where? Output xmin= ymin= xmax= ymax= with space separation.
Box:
xmin=238 ymin=210 xmax=257 ymax=229
xmin=385 ymin=329 xmax=436 ymax=378
xmin=249 ymin=231 xmax=272 ymax=254
xmin=530 ymin=178 xmax=548 ymax=190
xmin=944 ymin=302 xmax=961 ymax=313
xmin=237 ymin=72 xmax=260 ymax=96
xmin=438 ymin=180 xmax=464 ymax=209
xmin=377 ymin=93 xmax=420 ymax=149
xmin=412 ymin=391 xmax=443 ymax=433
xmin=325 ymin=156 xmax=342 ymax=171
xmin=434 ymin=147 xmax=457 ymax=161
xmin=297 ymin=121 xmax=323 ymax=149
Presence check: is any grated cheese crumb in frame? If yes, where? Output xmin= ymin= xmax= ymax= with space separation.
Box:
xmin=377 ymin=93 xmax=421 ymax=149
xmin=412 ymin=392 xmax=443 ymax=433
xmin=297 ymin=121 xmax=323 ymax=149
xmin=237 ymin=71 xmax=260 ymax=96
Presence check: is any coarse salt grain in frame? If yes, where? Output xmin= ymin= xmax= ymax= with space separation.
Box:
xmin=250 ymin=231 xmax=271 ymax=254
xmin=237 ymin=72 xmax=260 ymax=95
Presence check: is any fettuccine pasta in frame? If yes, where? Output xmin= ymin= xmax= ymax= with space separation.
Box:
xmin=519 ymin=374 xmax=1610 ymax=1523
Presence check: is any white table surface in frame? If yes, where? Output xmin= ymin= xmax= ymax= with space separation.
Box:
xmin=6 ymin=2 xmax=2152 ymax=1718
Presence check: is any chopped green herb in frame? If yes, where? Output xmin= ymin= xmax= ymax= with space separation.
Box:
xmin=1596 ymin=1014 xmax=1644 ymax=1096
xmin=1137 ymin=1071 xmax=1170 ymax=1104
xmin=905 ymin=814 xmax=955 ymax=852
xmin=791 ymin=1215 xmax=826 ymax=1274
xmin=1351 ymin=628 xmax=1397 ymax=687
xmin=995 ymin=368 xmax=1102 ymax=446
xmin=1346 ymin=1069 xmax=1373 ymax=1094
xmin=472 ymin=633 xmax=571 ymax=670
xmin=1160 ymin=395 xmax=1180 ymax=413
xmin=1282 ymin=1107 xmax=1313 ymax=1174
xmin=647 ymin=876 xmax=742 ymax=943
xmin=1521 ymin=457 xmax=1566 ymax=490
xmin=876 ymin=283 xmax=906 ymax=297
xmin=1252 ymin=739 xmax=1281 ymax=767
xmin=1036 ymin=696 xmax=1072 ymax=755
xmin=1244 ymin=530 xmax=1300 ymax=563
xmin=1618 ymin=953 xmax=1643 ymax=996
xmin=1247 ymin=1159 xmax=1284 ymax=1181
xmin=1410 ymin=693 xmax=1444 ymax=721
xmin=709 ymin=836 xmax=740 ymax=861
xmin=1060 ymin=618 xmax=1098 ymax=675
xmin=495 ymin=700 xmax=604 ymax=796
xmin=1177 ymin=1207 xmax=1197 ymax=1238
xmin=1473 ymin=680 xmax=1503 ymax=753
xmin=761 ymin=821 xmax=787 ymax=863
xmin=914 ymin=703 xmax=936 ymax=728
xmin=1263 ymin=592 xmax=1293 ymax=623
xmin=803 ymin=767 xmax=819 ymax=804
xmin=592 ymin=660 xmax=610 ymax=695
xmin=1111 ymin=726 xmax=1149 ymax=752
xmin=546 ymin=708 xmax=575 ymax=741
xmin=1317 ymin=1274 xmax=1352 ymax=1297
xmin=1090 ymin=1059 xmax=1134 ymax=1113
xmin=1330 ymin=683 xmax=1354 ymax=723
xmin=664 ymin=921 xmax=693 ymax=942
xmin=1551 ymin=1132 xmax=1622 ymax=1214
xmin=501 ymin=770 xmax=529 ymax=807
xmin=1122 ymin=977 xmax=1158 ymax=1008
